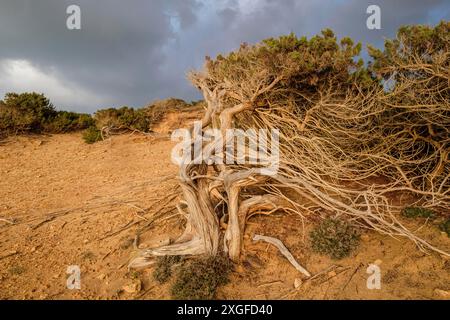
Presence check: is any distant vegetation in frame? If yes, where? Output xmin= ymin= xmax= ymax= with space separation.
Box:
xmin=401 ymin=207 xmax=436 ymax=219
xmin=0 ymin=92 xmax=200 ymax=143
xmin=90 ymin=98 xmax=199 ymax=143
xmin=0 ymin=92 xmax=93 ymax=137
xmin=93 ymin=98 xmax=193 ymax=134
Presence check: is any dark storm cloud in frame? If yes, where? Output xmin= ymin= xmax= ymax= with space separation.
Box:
xmin=0 ymin=0 xmax=201 ymax=112
xmin=0 ymin=0 xmax=447 ymax=112
xmin=211 ymin=0 xmax=448 ymax=51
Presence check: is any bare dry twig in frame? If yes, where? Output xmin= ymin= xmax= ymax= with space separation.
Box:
xmin=253 ymin=234 xmax=311 ymax=277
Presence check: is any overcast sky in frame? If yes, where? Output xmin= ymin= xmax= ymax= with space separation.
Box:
xmin=0 ymin=0 xmax=448 ymax=113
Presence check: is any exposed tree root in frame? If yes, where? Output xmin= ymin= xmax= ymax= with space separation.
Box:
xmin=253 ymin=234 xmax=311 ymax=277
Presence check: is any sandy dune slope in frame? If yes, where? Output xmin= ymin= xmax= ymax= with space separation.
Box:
xmin=0 ymin=112 xmax=449 ymax=300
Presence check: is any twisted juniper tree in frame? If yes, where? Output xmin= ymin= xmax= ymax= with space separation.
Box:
xmin=130 ymin=23 xmax=449 ymax=268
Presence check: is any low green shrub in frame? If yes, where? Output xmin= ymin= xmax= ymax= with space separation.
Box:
xmin=170 ymin=255 xmax=232 ymax=300
xmin=310 ymin=217 xmax=360 ymax=259
xmin=45 ymin=111 xmax=95 ymax=133
xmin=8 ymin=264 xmax=26 ymax=275
xmin=153 ymin=255 xmax=184 ymax=284
xmin=94 ymin=106 xmax=150 ymax=132
xmin=82 ymin=126 xmax=102 ymax=144
xmin=401 ymin=207 xmax=435 ymax=219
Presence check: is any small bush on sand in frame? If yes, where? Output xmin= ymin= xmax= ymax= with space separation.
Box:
xmin=8 ymin=264 xmax=25 ymax=275
xmin=310 ymin=217 xmax=360 ymax=259
xmin=153 ymin=255 xmax=184 ymax=284
xmin=401 ymin=207 xmax=435 ymax=219
xmin=82 ymin=126 xmax=102 ymax=144
xmin=81 ymin=251 xmax=96 ymax=261
xmin=170 ymin=255 xmax=232 ymax=300
xmin=126 ymin=270 xmax=141 ymax=280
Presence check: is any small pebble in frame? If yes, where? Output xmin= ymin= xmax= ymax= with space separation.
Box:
xmin=434 ymin=289 xmax=450 ymax=298
xmin=294 ymin=278 xmax=302 ymax=289
xmin=123 ymin=280 xmax=141 ymax=294
xmin=327 ymin=271 xmax=337 ymax=277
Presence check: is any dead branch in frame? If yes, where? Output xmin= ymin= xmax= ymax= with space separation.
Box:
xmin=253 ymin=234 xmax=311 ymax=277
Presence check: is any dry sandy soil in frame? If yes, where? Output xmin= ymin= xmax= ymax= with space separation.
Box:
xmin=0 ymin=111 xmax=449 ymax=300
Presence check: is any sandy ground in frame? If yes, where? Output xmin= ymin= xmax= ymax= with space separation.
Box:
xmin=0 ymin=112 xmax=449 ymax=300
